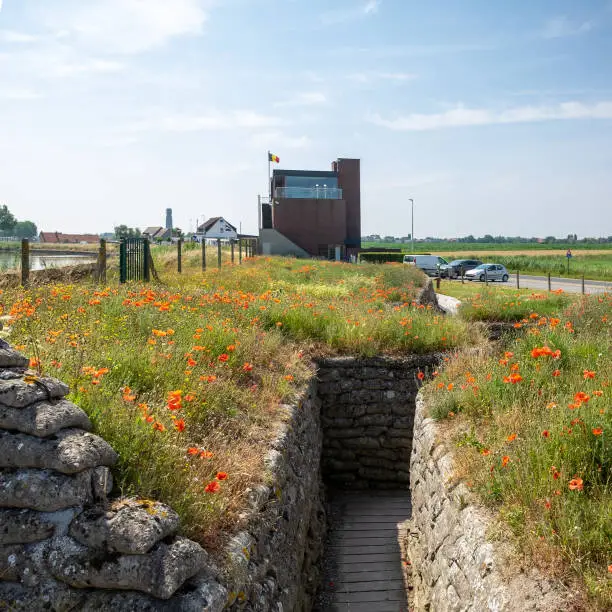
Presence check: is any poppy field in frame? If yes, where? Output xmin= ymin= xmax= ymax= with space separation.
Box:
xmin=426 ymin=291 xmax=611 ymax=606
xmin=3 ymin=257 xmax=473 ymax=548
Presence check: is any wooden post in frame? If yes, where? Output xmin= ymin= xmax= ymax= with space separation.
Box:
xmin=239 ymin=239 xmax=242 ymax=264
xmin=231 ymin=240 xmax=235 ymax=264
xmin=516 ymin=270 xmax=520 ymax=289
xmin=177 ymin=239 xmax=182 ymax=273
xmin=217 ymin=239 xmax=222 ymax=268
xmin=98 ymin=239 xmax=107 ymax=283
xmin=201 ymin=239 xmax=206 ymax=271
xmin=20 ymin=239 xmax=29 ymax=287
xmin=435 ymin=276 xmax=441 ymax=290
xmin=547 ymin=272 xmax=551 ymax=292
xmin=143 ymin=239 xmax=150 ymax=283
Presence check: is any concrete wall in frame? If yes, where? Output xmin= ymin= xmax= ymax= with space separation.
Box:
xmin=259 ymin=228 xmax=309 ymax=258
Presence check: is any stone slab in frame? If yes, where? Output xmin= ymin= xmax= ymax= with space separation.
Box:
xmin=0 ymin=377 xmax=69 ymax=408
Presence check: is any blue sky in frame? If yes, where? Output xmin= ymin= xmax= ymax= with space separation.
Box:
xmin=1 ymin=0 xmax=611 ymax=238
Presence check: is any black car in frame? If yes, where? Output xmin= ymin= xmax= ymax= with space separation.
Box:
xmin=439 ymin=259 xmax=483 ymax=278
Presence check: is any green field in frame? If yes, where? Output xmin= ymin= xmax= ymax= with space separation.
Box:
xmin=362 ymin=241 xmax=612 ymax=252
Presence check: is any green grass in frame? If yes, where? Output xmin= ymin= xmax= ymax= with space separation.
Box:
xmin=425 ymin=293 xmax=612 ymax=607
xmin=3 ymin=257 xmax=476 ymax=547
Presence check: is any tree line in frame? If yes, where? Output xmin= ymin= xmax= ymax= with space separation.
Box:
xmin=0 ymin=205 xmax=37 ymax=238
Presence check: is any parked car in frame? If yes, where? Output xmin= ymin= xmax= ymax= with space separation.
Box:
xmin=464 ymin=263 xmax=509 ymax=282
xmin=405 ymin=255 xmax=449 ymax=276
xmin=439 ymin=259 xmax=483 ymax=278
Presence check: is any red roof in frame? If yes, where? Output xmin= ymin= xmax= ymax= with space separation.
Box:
xmin=39 ymin=232 xmax=99 ymax=244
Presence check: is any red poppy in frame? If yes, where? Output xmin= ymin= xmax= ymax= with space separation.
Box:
xmin=583 ymin=370 xmax=596 ymax=379
xmin=152 ymin=422 xmax=165 ymax=432
xmin=541 ymin=430 xmax=550 ymax=438
xmin=204 ymin=481 xmax=221 ymax=493
xmin=216 ymin=471 xmax=228 ymax=481
xmin=592 ymin=428 xmax=603 ymax=436
xmin=552 ymin=369 xmax=561 ymax=377
xmin=417 ymin=371 xmax=425 ymax=381
xmin=243 ymin=362 xmax=254 ymax=372
xmin=187 ymin=447 xmax=199 ymax=455
xmin=174 ymin=419 xmax=186 ymax=432
xmin=218 ymin=353 xmax=229 ymax=362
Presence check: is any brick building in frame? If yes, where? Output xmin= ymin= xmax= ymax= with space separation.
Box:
xmin=259 ymin=158 xmax=361 ymax=259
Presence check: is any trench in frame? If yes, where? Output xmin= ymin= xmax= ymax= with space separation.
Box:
xmin=312 ymin=355 xmax=439 ymax=612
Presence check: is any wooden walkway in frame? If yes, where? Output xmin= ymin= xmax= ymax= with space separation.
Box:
xmin=316 ymin=491 xmax=411 ymax=612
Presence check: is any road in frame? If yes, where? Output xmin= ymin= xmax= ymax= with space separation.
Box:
xmin=455 ymin=274 xmax=611 ymax=294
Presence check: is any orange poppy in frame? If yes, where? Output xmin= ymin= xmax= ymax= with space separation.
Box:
xmin=218 ymin=353 xmax=229 ymax=362
xmin=583 ymin=370 xmax=596 ymax=379
xmin=187 ymin=447 xmax=199 ymax=455
xmin=152 ymin=422 xmax=165 ymax=432
xmin=174 ymin=419 xmax=186 ymax=432
xmin=506 ymin=433 xmax=517 ymax=442
xmin=501 ymin=456 xmax=510 ymax=468
xmin=243 ymin=362 xmax=254 ymax=372
xmin=592 ymin=428 xmax=603 ymax=436
xmin=417 ymin=371 xmax=425 ymax=381
xmin=542 ymin=430 xmax=550 ymax=438
xmin=568 ymin=478 xmax=583 ymax=491
xmin=216 ymin=471 xmax=228 ymax=481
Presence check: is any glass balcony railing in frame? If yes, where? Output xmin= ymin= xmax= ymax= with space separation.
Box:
xmin=274 ymin=186 xmax=343 ymax=199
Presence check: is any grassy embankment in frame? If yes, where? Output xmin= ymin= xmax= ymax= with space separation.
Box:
xmin=4 ymin=256 xmax=474 ymax=549
xmin=431 ymin=281 xmax=611 ymax=607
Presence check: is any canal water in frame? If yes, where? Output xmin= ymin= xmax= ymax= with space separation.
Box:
xmin=0 ymin=251 xmax=96 ymax=272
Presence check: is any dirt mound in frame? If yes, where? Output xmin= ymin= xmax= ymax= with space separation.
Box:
xmin=0 ymin=264 xmax=97 ymax=289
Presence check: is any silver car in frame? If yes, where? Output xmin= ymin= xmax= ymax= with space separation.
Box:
xmin=464 ymin=263 xmax=509 ymax=282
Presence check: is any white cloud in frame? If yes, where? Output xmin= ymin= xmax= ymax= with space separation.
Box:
xmin=0 ymin=30 xmax=39 ymax=43
xmin=321 ymin=0 xmax=381 ymax=25
xmin=348 ymin=71 xmax=416 ymax=84
xmin=127 ymin=110 xmax=284 ymax=133
xmin=250 ymin=131 xmax=311 ymax=149
xmin=541 ymin=16 xmax=594 ymax=39
xmin=370 ymin=101 xmax=612 ymax=131
xmin=0 ymin=87 xmax=41 ymax=100
xmin=39 ymin=0 xmax=210 ymax=54
xmin=273 ymin=92 xmax=327 ymax=108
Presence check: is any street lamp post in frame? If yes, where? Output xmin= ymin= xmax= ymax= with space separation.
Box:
xmin=409 ymin=198 xmax=414 ymax=253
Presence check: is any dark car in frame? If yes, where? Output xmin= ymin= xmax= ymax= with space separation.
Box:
xmin=439 ymin=259 xmax=483 ymax=278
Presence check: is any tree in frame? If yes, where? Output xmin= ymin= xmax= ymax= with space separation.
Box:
xmin=14 ymin=221 xmax=37 ymax=238
xmin=114 ymin=225 xmax=141 ymax=239
xmin=0 ymin=205 xmax=17 ymax=233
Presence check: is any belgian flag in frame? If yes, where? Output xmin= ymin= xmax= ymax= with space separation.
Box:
xmin=268 ymin=152 xmax=280 ymax=163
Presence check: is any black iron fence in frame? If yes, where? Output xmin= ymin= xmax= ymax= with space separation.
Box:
xmin=119 ymin=238 xmax=150 ymax=283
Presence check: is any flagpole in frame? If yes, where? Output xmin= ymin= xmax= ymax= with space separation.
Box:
xmin=267 ymin=150 xmax=270 ymax=203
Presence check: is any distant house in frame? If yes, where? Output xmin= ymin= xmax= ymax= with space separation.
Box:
xmin=196 ymin=217 xmax=238 ymax=241
xmin=39 ymin=232 xmax=99 ymax=244
xmin=142 ymin=226 xmax=172 ymax=241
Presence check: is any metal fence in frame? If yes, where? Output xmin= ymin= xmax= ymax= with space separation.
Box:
xmin=119 ymin=238 xmax=150 ymax=283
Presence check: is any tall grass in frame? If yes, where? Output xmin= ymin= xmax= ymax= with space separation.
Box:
xmin=3 ymin=257 xmax=476 ymax=546
xmin=426 ymin=293 xmax=612 ymax=607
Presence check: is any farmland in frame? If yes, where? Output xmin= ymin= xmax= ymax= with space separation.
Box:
xmin=363 ymin=242 xmax=612 ymax=281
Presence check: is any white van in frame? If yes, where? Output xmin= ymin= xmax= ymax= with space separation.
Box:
xmin=408 ymin=255 xmax=448 ymax=276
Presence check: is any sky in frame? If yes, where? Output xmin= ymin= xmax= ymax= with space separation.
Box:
xmin=1 ymin=0 xmax=612 ymax=239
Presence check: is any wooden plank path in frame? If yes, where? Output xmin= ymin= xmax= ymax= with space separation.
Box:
xmin=316 ymin=491 xmax=411 ymax=612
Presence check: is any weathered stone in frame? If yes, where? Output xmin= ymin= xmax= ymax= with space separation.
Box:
xmin=0 ymin=468 xmax=100 ymax=511
xmin=48 ymin=535 xmax=207 ymax=600
xmin=70 ymin=500 xmax=180 ymax=555
xmin=343 ymin=437 xmax=380 ymax=450
xmin=0 ymin=580 xmax=86 ymax=611
xmin=0 ymin=377 xmax=69 ymax=408
xmin=92 ymin=466 xmax=113 ymax=503
xmin=0 ymin=544 xmax=23 ymax=581
xmin=0 ymin=429 xmax=117 ymax=474
xmin=0 ymin=399 xmax=91 ymax=437
xmin=0 ymin=347 xmax=28 ymax=369
xmin=0 ymin=509 xmax=55 ymax=545
xmin=323 ymin=427 xmax=364 ymax=439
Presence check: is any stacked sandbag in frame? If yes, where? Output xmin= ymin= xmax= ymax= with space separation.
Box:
xmin=0 ymin=343 xmax=214 ymax=611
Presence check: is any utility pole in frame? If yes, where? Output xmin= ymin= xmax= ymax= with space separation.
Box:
xmin=409 ymin=198 xmax=414 ymax=253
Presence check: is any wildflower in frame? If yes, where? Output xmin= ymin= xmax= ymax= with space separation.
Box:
xmin=447 ymin=383 xmax=454 ymax=391
xmin=592 ymin=390 xmax=603 ymax=397
xmin=187 ymin=357 xmax=197 ymax=368
xmin=174 ymin=419 xmax=186 ymax=432
xmin=544 ymin=499 xmax=551 ymax=510
xmin=284 ymin=374 xmax=294 ymax=382
xmin=480 ymin=448 xmax=490 ymax=456
xmin=243 ymin=362 xmax=254 ymax=372
xmin=503 ymin=373 xmax=523 ymax=384
xmin=568 ymin=478 xmax=583 ymax=491
xmin=417 ymin=371 xmax=425 ymax=381
xmin=187 ymin=447 xmax=199 ymax=456
xmin=200 ymin=450 xmax=214 ymax=459
xmin=574 ymin=392 xmax=590 ymax=404
xmin=541 ymin=430 xmax=550 ymax=438
xmin=204 ymin=481 xmax=221 ymax=494
xmin=216 ymin=471 xmax=228 ymax=481
xmin=506 ymin=433 xmax=517 ymax=442
xmin=592 ymin=428 xmax=603 ymax=436
xmin=29 ymin=357 xmax=41 ymax=368
xmin=546 ymin=402 xmax=557 ymax=409
xmin=552 ymin=369 xmax=561 ymax=377
xmin=583 ymin=370 xmax=596 ymax=379
xmin=218 ymin=353 xmax=229 ymax=362
xmin=501 ymin=455 xmax=510 ymax=468
xmin=152 ymin=422 xmax=165 ymax=432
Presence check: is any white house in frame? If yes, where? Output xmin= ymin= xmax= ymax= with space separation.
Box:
xmin=196 ymin=217 xmax=238 ymax=241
